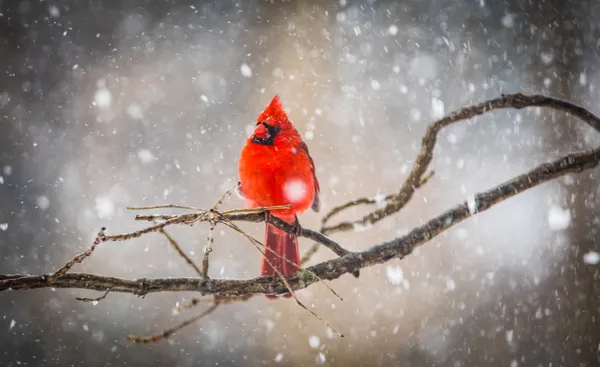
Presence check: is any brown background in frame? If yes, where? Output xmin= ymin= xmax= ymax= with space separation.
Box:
xmin=1 ymin=0 xmax=599 ymax=366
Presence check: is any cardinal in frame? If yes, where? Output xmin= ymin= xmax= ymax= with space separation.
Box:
xmin=238 ymin=95 xmax=320 ymax=298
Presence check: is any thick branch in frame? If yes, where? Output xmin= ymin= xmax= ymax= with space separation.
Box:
xmin=3 ymin=146 xmax=597 ymax=296
xmin=321 ymin=93 xmax=600 ymax=234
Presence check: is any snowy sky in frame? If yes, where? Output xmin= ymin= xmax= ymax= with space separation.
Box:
xmin=1 ymin=0 xmax=600 ymax=365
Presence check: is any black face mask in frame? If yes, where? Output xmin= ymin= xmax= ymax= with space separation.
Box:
xmin=251 ymin=122 xmax=281 ymax=146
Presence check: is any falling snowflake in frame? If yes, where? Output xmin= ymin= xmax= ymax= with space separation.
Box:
xmin=240 ymin=63 xmax=253 ymax=78
xmin=386 ymin=265 xmax=404 ymax=285
xmin=583 ymin=251 xmax=600 ymax=265
xmin=308 ymin=335 xmax=320 ymax=349
xmin=283 ymin=179 xmax=307 ymax=204
xmin=94 ymin=88 xmax=112 ymax=108
xmin=547 ymin=205 xmax=571 ymax=231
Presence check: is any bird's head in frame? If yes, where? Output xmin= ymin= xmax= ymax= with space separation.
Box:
xmin=250 ymin=95 xmax=294 ymax=146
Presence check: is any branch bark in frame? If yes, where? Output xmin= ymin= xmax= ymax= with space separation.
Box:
xmin=1 ymin=93 xmax=599 ymax=301
xmin=2 ymin=146 xmax=598 ymax=296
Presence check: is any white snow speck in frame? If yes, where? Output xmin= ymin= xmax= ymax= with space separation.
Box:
xmin=95 ymin=197 xmax=115 ymax=218
xmin=388 ymin=25 xmax=399 ymax=36
xmin=535 ymin=307 xmax=543 ymax=319
xmin=446 ymin=133 xmax=458 ymax=144
xmin=410 ymin=108 xmax=421 ymax=122
xmin=3 ymin=165 xmax=12 ymax=176
xmin=137 ymin=149 xmax=154 ymax=164
xmin=510 ymin=360 xmax=518 ymax=367
xmin=200 ymin=94 xmax=209 ymax=103
xmin=49 ymin=5 xmax=60 ymax=18
xmin=304 ymin=131 xmax=314 ymax=140
xmin=94 ymin=88 xmax=111 ymax=108
xmin=370 ymin=79 xmax=380 ymax=91
xmin=583 ymin=251 xmax=600 ymax=265
xmin=240 ymin=63 xmax=253 ymax=78
xmin=579 ymin=72 xmax=588 ymax=86
xmin=547 ymin=205 xmax=571 ymax=231
xmin=445 ymin=278 xmax=456 ymax=292
xmin=540 ymin=51 xmax=554 ymax=65
xmin=0 ymin=176 xmax=3 ymax=184
xmin=274 ymin=353 xmax=284 ymax=362
xmin=467 ymin=195 xmax=477 ymax=214
xmin=373 ymin=193 xmax=387 ymax=209
xmin=82 ymin=324 xmax=89 ymax=332
xmin=501 ymin=13 xmax=514 ymax=28
xmin=506 ymin=329 xmax=513 ymax=344
xmin=9 ymin=319 xmax=15 ymax=330
xmin=126 ymin=104 xmax=144 ymax=119
xmin=386 ymin=265 xmax=404 ymax=285
xmin=353 ymin=222 xmax=371 ymax=232
xmin=543 ymin=78 xmax=551 ymax=88
xmin=431 ymin=98 xmax=445 ymax=119
xmin=264 ymin=319 xmax=275 ymax=332
xmin=0 ymin=223 xmax=8 ymax=231
xmin=317 ymin=352 xmax=326 ymax=364
xmin=245 ymin=124 xmax=255 ymax=136
xmin=37 ymin=196 xmax=50 ymax=210
xmin=308 ymin=335 xmax=320 ymax=348
xmin=283 ymin=179 xmax=308 ymax=204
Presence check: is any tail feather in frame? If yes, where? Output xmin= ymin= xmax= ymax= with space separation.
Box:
xmin=261 ymin=220 xmax=300 ymax=299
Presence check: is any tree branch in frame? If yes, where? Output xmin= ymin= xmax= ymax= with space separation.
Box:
xmin=2 ymin=145 xmax=598 ymax=296
xmin=320 ymin=93 xmax=600 ymax=234
xmin=2 ymin=93 xmax=599 ymax=344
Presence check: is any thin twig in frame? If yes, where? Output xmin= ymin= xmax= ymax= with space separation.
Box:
xmin=219 ymin=214 xmax=343 ymax=302
xmin=154 ymin=220 xmax=203 ymax=277
xmin=132 ymin=208 xmax=351 ymax=260
xmin=128 ymin=302 xmax=220 ymax=344
xmin=76 ymin=290 xmax=110 ymax=303
xmin=202 ymin=210 xmax=216 ymax=279
xmin=172 ymin=298 xmax=204 ymax=315
xmin=213 ymin=182 xmax=240 ymax=211
xmin=127 ymin=204 xmax=206 ymax=211
xmin=50 ymin=227 xmax=106 ymax=280
xmin=219 ymin=217 xmax=343 ymax=336
xmin=321 ymin=93 xmax=600 ymax=235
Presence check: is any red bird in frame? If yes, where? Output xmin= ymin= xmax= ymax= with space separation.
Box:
xmin=239 ymin=96 xmax=320 ymax=298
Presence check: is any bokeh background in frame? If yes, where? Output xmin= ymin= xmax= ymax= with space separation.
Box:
xmin=1 ymin=0 xmax=600 ymax=365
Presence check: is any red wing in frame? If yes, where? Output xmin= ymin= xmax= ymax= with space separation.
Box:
xmin=298 ymin=141 xmax=320 ymax=212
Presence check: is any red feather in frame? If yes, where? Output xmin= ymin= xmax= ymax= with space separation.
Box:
xmin=239 ymin=96 xmax=320 ymax=299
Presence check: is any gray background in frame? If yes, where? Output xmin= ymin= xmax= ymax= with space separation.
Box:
xmin=1 ymin=0 xmax=600 ymax=365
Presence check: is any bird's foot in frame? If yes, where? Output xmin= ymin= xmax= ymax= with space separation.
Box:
xmin=290 ymin=215 xmax=302 ymax=237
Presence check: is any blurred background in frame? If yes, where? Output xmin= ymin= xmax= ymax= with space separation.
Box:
xmin=1 ymin=0 xmax=600 ymax=365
